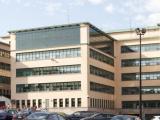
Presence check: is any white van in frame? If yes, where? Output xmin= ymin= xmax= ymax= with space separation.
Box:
xmin=151 ymin=116 xmax=160 ymax=120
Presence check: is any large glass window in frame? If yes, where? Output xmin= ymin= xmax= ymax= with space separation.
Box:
xmin=90 ymin=65 xmax=114 ymax=80
xmin=0 ymin=62 xmax=10 ymax=71
xmin=0 ymin=76 xmax=10 ymax=84
xmin=122 ymin=86 xmax=160 ymax=95
xmin=121 ymin=43 xmax=160 ymax=53
xmin=90 ymin=82 xmax=114 ymax=94
xmin=122 ymin=57 xmax=160 ymax=67
xmin=16 ymin=26 xmax=80 ymax=50
xmin=0 ymin=49 xmax=10 ymax=58
xmin=16 ymin=48 xmax=80 ymax=62
xmin=90 ymin=49 xmax=114 ymax=66
xmin=16 ymin=81 xmax=81 ymax=93
xmin=16 ymin=64 xmax=81 ymax=77
xmin=122 ymin=100 xmax=160 ymax=109
xmin=89 ymin=26 xmax=114 ymax=56
xmin=122 ymin=72 xmax=160 ymax=81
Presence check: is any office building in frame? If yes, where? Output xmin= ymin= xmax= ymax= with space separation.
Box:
xmin=109 ymin=26 xmax=160 ymax=119
xmin=9 ymin=23 xmax=160 ymax=118
xmin=0 ymin=36 xmax=11 ymax=107
xmin=9 ymin=23 xmax=115 ymax=114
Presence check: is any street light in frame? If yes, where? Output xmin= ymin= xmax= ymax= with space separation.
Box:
xmin=135 ymin=28 xmax=146 ymax=120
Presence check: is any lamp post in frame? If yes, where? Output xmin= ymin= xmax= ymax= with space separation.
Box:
xmin=135 ymin=28 xmax=146 ymax=120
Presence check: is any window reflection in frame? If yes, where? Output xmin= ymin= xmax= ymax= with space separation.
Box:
xmin=90 ymin=65 xmax=114 ymax=80
xmin=16 ymin=65 xmax=81 ymax=77
xmin=16 ymin=81 xmax=81 ymax=93
xmin=122 ymin=72 xmax=160 ymax=81
xmin=16 ymin=48 xmax=80 ymax=62
xmin=90 ymin=82 xmax=114 ymax=94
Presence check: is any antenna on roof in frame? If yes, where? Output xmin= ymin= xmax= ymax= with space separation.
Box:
xmin=129 ymin=16 xmax=132 ymax=31
xmin=66 ymin=5 xmax=70 ymax=24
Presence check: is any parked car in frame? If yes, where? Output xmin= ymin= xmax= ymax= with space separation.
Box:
xmin=111 ymin=115 xmax=141 ymax=120
xmin=66 ymin=111 xmax=98 ymax=120
xmin=25 ymin=112 xmax=67 ymax=120
xmin=151 ymin=116 xmax=160 ymax=120
xmin=0 ymin=110 xmax=13 ymax=120
xmin=16 ymin=109 xmax=32 ymax=120
xmin=81 ymin=113 xmax=115 ymax=120
xmin=6 ymin=109 xmax=18 ymax=119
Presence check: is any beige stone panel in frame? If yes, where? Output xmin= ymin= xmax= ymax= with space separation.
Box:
xmin=121 ymin=95 xmax=139 ymax=101
xmin=121 ymin=52 xmax=160 ymax=59
xmin=13 ymin=91 xmax=87 ymax=109
xmin=80 ymin=24 xmax=89 ymax=44
xmin=0 ymin=70 xmax=10 ymax=77
xmin=0 ymin=84 xmax=10 ymax=89
xmin=121 ymin=94 xmax=160 ymax=101
xmin=16 ymin=58 xmax=81 ymax=69
xmin=122 ymin=65 xmax=160 ymax=73
xmin=16 ymin=45 xmax=81 ymax=53
xmin=109 ymin=28 xmax=159 ymax=41
xmin=119 ymin=37 xmax=160 ymax=45
xmin=121 ymin=80 xmax=160 ymax=87
xmin=0 ymin=44 xmax=10 ymax=51
xmin=0 ymin=57 xmax=10 ymax=64
xmin=89 ymin=75 xmax=114 ymax=86
xmin=81 ymin=45 xmax=89 ymax=106
xmin=15 ymin=74 xmax=82 ymax=84
xmin=89 ymin=59 xmax=114 ymax=72
xmin=10 ymin=34 xmax=16 ymax=51
xmin=89 ymin=91 xmax=114 ymax=100
xmin=114 ymin=41 xmax=122 ymax=109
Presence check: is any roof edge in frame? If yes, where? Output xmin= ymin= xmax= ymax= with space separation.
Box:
xmin=8 ymin=22 xmax=91 ymax=33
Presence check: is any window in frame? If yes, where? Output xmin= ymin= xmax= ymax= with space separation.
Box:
xmin=0 ymin=49 xmax=10 ymax=58
xmin=0 ymin=62 xmax=10 ymax=71
xmin=16 ymin=48 xmax=81 ymax=62
xmin=53 ymin=99 xmax=57 ymax=107
xmin=90 ymin=82 xmax=114 ymax=94
xmin=122 ymin=100 xmax=160 ymax=109
xmin=122 ymin=57 xmax=160 ymax=67
xmin=90 ymin=49 xmax=114 ymax=66
xmin=59 ymin=99 xmax=63 ymax=107
xmin=77 ymin=98 xmax=81 ymax=107
xmin=121 ymin=43 xmax=160 ymax=53
xmin=90 ymin=65 xmax=114 ymax=80
xmin=65 ymin=98 xmax=69 ymax=107
xmin=16 ymin=26 xmax=81 ymax=51
xmin=33 ymin=99 xmax=36 ymax=107
xmin=16 ymin=100 xmax=20 ymax=108
xmin=122 ymin=86 xmax=160 ymax=95
xmin=71 ymin=98 xmax=75 ymax=107
xmin=38 ymin=99 xmax=42 ymax=107
xmin=122 ymin=72 xmax=160 ymax=81
xmin=0 ymin=76 xmax=10 ymax=85
xmin=27 ymin=100 xmax=30 ymax=108
xmin=16 ymin=81 xmax=81 ymax=93
xmin=16 ymin=65 xmax=81 ymax=77
xmin=21 ymin=100 xmax=25 ymax=108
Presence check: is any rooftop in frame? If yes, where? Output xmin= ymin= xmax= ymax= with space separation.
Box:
xmin=8 ymin=22 xmax=115 ymax=41
xmin=106 ymin=25 xmax=160 ymax=34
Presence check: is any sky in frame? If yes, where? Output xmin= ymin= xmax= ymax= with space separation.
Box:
xmin=0 ymin=0 xmax=160 ymax=36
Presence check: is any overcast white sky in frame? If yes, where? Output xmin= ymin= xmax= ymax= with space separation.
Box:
xmin=0 ymin=0 xmax=160 ymax=35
